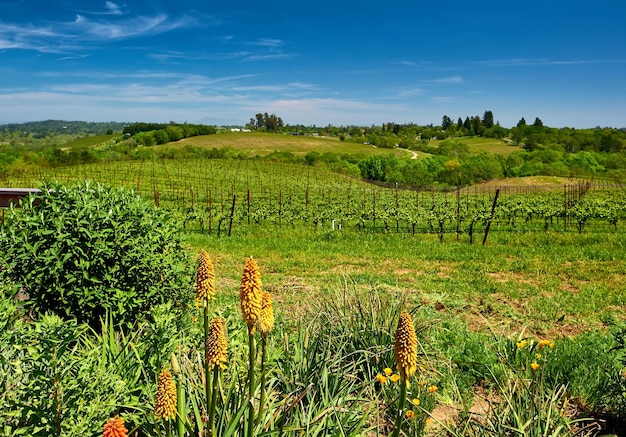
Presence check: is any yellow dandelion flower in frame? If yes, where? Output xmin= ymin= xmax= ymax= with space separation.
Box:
xmin=206 ymin=317 xmax=228 ymax=370
xmin=195 ymin=250 xmax=215 ymax=308
xmin=384 ymin=367 xmax=393 ymax=376
xmin=103 ymin=415 xmax=128 ymax=437
xmin=536 ymin=353 xmax=542 ymax=359
xmin=425 ymin=417 xmax=432 ymax=425
xmin=531 ymin=362 xmax=540 ymax=372
xmin=240 ymin=257 xmax=263 ymax=333
xmin=517 ymin=340 xmax=528 ymax=349
xmin=538 ymin=339 xmax=552 ymax=351
xmin=411 ymin=398 xmax=420 ymax=406
xmin=394 ymin=311 xmax=418 ymax=383
xmin=376 ymin=373 xmax=388 ymax=384
xmin=256 ymin=291 xmax=275 ymax=338
xmin=390 ymin=374 xmax=400 ymax=383
xmin=155 ymin=369 xmax=177 ymax=421
xmin=427 ymin=385 xmax=438 ymax=393
xmin=405 ymin=410 xmax=416 ymax=419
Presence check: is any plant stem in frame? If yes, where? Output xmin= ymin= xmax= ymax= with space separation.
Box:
xmin=208 ymin=366 xmax=220 ymax=437
xmin=176 ymin=372 xmax=185 ymax=437
xmin=247 ymin=330 xmax=256 ymax=437
xmin=391 ymin=380 xmax=407 ymax=437
xmin=257 ymin=336 xmax=268 ymax=425
xmin=203 ymin=306 xmax=211 ymax=425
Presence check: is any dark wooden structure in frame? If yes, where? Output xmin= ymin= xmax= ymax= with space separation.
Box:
xmin=0 ymin=188 xmax=41 ymax=207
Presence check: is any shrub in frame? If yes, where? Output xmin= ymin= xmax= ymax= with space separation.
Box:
xmin=0 ymin=180 xmax=192 ymax=326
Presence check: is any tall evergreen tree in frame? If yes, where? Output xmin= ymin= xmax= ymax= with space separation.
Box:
xmin=533 ymin=117 xmax=544 ymax=127
xmin=442 ymin=115 xmax=452 ymax=129
xmin=482 ymin=110 xmax=494 ymax=129
xmin=517 ymin=117 xmax=527 ymax=127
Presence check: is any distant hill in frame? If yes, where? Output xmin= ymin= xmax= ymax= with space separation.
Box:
xmin=0 ymin=120 xmax=129 ymax=136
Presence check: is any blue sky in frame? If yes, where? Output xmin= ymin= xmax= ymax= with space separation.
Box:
xmin=1 ymin=0 xmax=625 ymax=128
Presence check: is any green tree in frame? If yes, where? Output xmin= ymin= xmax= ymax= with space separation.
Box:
xmin=482 ymin=110 xmax=494 ymax=129
xmin=442 ymin=115 xmax=452 ymax=130
xmin=517 ymin=117 xmax=527 ymax=127
xmin=0 ymin=181 xmax=192 ymax=327
xmin=533 ymin=117 xmax=544 ymax=127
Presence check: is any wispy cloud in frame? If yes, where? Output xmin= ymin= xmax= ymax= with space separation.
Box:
xmin=252 ymin=38 xmax=284 ymax=47
xmin=74 ymin=2 xmax=128 ymax=16
xmin=477 ymin=58 xmax=626 ymax=67
xmin=428 ymin=75 xmax=463 ymax=83
xmin=431 ymin=96 xmax=458 ymax=103
xmin=0 ymin=6 xmax=208 ymax=54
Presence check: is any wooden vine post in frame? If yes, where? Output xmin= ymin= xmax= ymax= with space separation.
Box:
xmin=482 ymin=189 xmax=500 ymax=246
xmin=227 ymin=194 xmax=236 ymax=237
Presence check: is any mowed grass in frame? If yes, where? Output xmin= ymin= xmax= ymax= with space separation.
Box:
xmin=62 ymin=133 xmax=118 ymax=149
xmin=184 ymin=225 xmax=626 ymax=339
xmin=431 ymin=136 xmax=521 ymax=156
xmin=174 ymin=131 xmax=406 ymax=157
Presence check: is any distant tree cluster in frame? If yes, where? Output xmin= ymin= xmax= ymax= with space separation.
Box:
xmin=124 ymin=122 xmax=216 ymax=146
xmin=0 ymin=120 xmax=127 ymax=137
xmin=249 ymin=113 xmax=284 ymax=131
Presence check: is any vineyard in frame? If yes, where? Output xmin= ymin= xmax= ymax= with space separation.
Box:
xmin=3 ymin=157 xmax=625 ymax=239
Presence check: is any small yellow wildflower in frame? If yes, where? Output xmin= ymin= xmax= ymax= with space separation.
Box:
xmin=516 ymin=340 xmax=528 ymax=349
xmin=538 ymin=339 xmax=554 ymax=351
xmin=390 ymin=374 xmax=400 ymax=383
xmin=425 ymin=417 xmax=432 ymax=425
xmin=531 ymin=362 xmax=540 ymax=372
xmin=411 ymin=398 xmax=420 ymax=406
xmin=427 ymin=385 xmax=438 ymax=393
xmin=384 ymin=367 xmax=393 ymax=376
xmin=405 ymin=410 xmax=415 ymax=419
xmin=376 ymin=373 xmax=388 ymax=384
xmin=536 ymin=353 xmax=542 ymax=359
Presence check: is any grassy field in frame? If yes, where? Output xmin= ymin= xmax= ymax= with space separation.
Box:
xmin=3 ymin=135 xmax=626 ymax=436
xmin=174 ymin=131 xmax=407 ymax=157
xmin=185 ymin=224 xmax=626 ymax=339
xmin=431 ymin=136 xmax=521 ymax=156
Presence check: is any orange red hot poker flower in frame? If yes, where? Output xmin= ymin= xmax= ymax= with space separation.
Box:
xmin=103 ymin=415 xmax=128 ymax=437
xmin=240 ymin=257 xmax=263 ymax=333
xmin=394 ymin=311 xmax=418 ymax=383
xmin=155 ymin=369 xmax=177 ymax=421
xmin=195 ymin=250 xmax=215 ymax=308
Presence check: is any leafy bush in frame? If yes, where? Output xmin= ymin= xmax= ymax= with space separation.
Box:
xmin=0 ymin=180 xmax=192 ymax=326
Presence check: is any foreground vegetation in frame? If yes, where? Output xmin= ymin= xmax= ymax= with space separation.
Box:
xmin=2 ymin=120 xmax=626 ymax=436
xmin=2 ymin=182 xmax=626 ymax=436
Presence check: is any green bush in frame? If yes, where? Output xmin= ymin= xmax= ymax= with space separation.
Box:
xmin=0 ymin=180 xmax=192 ymax=326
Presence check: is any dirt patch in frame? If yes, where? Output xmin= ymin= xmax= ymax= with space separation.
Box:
xmin=486 ymin=271 xmax=536 ymax=286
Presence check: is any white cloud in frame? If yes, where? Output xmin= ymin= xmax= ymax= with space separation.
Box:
xmin=104 ymin=2 xmax=125 ymax=15
xmin=252 ymin=38 xmax=283 ymax=47
xmin=0 ymin=10 xmax=205 ymax=54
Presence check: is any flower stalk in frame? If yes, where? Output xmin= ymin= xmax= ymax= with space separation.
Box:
xmin=391 ymin=311 xmax=418 ymax=437
xmin=257 ymin=291 xmax=274 ymax=424
xmin=240 ymin=257 xmax=263 ymax=437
